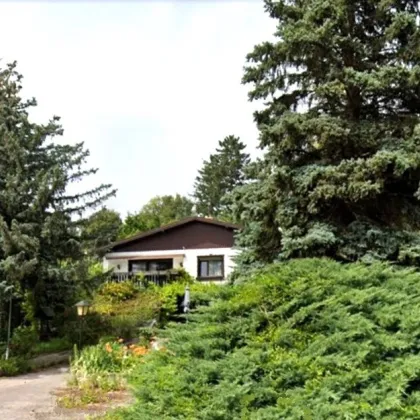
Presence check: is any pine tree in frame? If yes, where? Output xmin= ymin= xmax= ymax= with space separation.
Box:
xmin=193 ymin=135 xmax=250 ymax=220
xmin=237 ymin=0 xmax=420 ymax=263
xmin=0 ymin=62 xmax=115 ymax=320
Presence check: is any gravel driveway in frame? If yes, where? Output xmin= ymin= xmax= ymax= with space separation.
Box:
xmin=0 ymin=366 xmax=69 ymax=419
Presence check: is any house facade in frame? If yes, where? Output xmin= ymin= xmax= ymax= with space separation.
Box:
xmin=103 ymin=217 xmax=240 ymax=283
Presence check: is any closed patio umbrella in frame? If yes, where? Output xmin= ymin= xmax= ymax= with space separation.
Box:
xmin=183 ymin=286 xmax=190 ymax=314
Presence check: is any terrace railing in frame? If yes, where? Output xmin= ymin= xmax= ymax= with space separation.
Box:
xmin=110 ymin=270 xmax=180 ymax=287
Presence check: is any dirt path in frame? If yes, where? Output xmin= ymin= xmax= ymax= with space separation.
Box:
xmin=0 ymin=365 xmax=70 ymax=420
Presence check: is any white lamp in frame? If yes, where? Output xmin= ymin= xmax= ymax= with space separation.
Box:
xmin=75 ymin=300 xmax=91 ymax=317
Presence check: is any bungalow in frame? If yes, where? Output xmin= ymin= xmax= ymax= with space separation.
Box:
xmin=103 ymin=217 xmax=240 ymax=283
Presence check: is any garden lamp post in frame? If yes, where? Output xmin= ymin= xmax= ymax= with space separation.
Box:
xmin=3 ymin=284 xmax=15 ymax=361
xmin=5 ymin=296 xmax=12 ymax=360
xmin=75 ymin=300 xmax=91 ymax=348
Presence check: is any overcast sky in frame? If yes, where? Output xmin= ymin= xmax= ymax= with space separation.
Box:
xmin=0 ymin=1 xmax=276 ymax=217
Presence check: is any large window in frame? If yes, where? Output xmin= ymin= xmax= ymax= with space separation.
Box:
xmin=197 ymin=256 xmax=224 ymax=280
xmin=129 ymin=259 xmax=173 ymax=272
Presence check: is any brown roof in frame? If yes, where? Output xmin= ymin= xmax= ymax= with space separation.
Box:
xmin=110 ymin=217 xmax=240 ymax=249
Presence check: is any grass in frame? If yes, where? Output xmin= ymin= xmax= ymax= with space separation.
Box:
xmin=0 ymin=337 xmax=72 ymax=377
xmin=33 ymin=337 xmax=72 ymax=355
xmin=54 ymin=385 xmax=132 ymax=415
xmin=55 ymin=338 xmax=152 ymax=409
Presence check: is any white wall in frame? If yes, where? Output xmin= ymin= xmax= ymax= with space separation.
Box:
xmin=103 ymin=248 xmax=240 ymax=280
xmin=103 ymin=258 xmax=129 ymax=272
xmin=183 ymin=248 xmax=239 ymax=279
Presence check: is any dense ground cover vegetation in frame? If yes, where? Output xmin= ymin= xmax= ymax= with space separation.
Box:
xmin=103 ymin=259 xmax=420 ymax=419
xmin=60 ymin=279 xmax=221 ymax=407
xmin=0 ymin=271 xmax=206 ymax=376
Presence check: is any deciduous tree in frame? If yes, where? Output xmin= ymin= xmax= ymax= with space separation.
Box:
xmin=119 ymin=194 xmax=195 ymax=238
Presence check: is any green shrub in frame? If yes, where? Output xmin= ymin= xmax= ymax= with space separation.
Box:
xmin=0 ymin=357 xmax=30 ymax=377
xmin=62 ymin=311 xmax=113 ymax=347
xmin=171 ymin=267 xmax=195 ymax=284
xmin=94 ymin=290 xmax=161 ymax=340
xmin=33 ymin=337 xmax=72 ymax=355
xmin=155 ymin=281 xmax=222 ymax=322
xmin=72 ymin=341 xmax=126 ymax=376
xmin=59 ymin=286 xmax=161 ymax=346
xmin=154 ymin=282 xmax=187 ymax=321
xmin=113 ymin=259 xmax=420 ymax=419
xmin=138 ymin=326 xmax=156 ymax=345
xmin=109 ymin=314 xmax=144 ymax=341
xmin=9 ymin=325 xmax=38 ymax=356
xmin=97 ymin=281 xmax=138 ymax=302
xmin=70 ymin=339 xmax=151 ymax=390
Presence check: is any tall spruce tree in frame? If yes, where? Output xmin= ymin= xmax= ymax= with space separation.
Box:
xmin=230 ymin=159 xmax=283 ymax=265
xmin=193 ymin=135 xmax=250 ymax=219
xmin=0 ymin=62 xmax=115 ymax=320
xmin=236 ymin=0 xmax=420 ymax=263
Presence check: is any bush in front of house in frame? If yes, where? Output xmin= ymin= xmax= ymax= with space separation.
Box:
xmin=93 ymin=286 xmax=161 ymax=341
xmin=97 ymin=281 xmax=139 ymax=302
xmin=59 ymin=277 xmax=225 ymax=409
xmin=152 ymin=281 xmax=222 ymax=323
xmin=59 ymin=280 xmax=159 ymax=345
xmin=89 ymin=274 xmax=219 ymax=340
xmin=109 ymin=258 xmax=420 ymax=420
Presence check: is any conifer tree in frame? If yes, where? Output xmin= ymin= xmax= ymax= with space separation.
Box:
xmin=0 ymin=62 xmax=115 ymax=318
xmin=237 ymin=0 xmax=420 ymax=263
xmin=193 ymin=135 xmax=250 ymax=220
xmin=230 ymin=160 xmax=283 ymax=265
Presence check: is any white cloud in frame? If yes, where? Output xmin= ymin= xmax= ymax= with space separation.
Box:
xmin=0 ymin=1 xmax=276 ymax=216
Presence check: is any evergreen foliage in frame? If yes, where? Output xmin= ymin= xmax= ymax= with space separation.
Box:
xmin=119 ymin=194 xmax=195 ymax=238
xmin=193 ymin=135 xmax=250 ymax=220
xmin=113 ymin=259 xmax=420 ymax=419
xmin=235 ymin=0 xmax=420 ymax=264
xmin=0 ymin=62 xmax=115 ymax=320
xmin=230 ymin=159 xmax=282 ymax=265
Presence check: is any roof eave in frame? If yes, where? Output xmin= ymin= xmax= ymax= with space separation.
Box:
xmin=109 ymin=217 xmax=240 ymax=250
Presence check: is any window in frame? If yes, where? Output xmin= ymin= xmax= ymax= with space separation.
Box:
xmin=130 ymin=261 xmax=147 ymax=272
xmin=149 ymin=260 xmax=173 ymax=271
xmin=197 ymin=256 xmax=224 ymax=279
xmin=129 ymin=259 xmax=173 ymax=272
